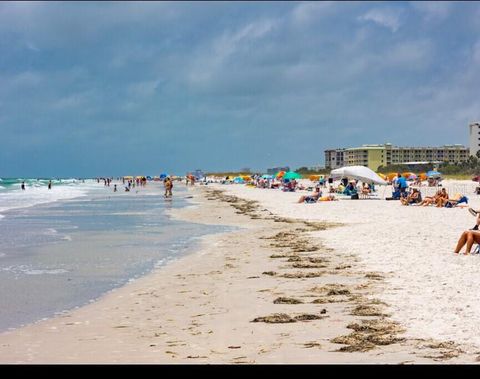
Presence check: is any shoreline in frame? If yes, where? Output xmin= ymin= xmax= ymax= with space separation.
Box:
xmin=0 ymin=184 xmax=477 ymax=363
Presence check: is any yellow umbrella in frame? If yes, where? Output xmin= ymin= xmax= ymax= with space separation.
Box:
xmin=377 ymin=173 xmax=387 ymax=180
xmin=387 ymin=172 xmax=398 ymax=181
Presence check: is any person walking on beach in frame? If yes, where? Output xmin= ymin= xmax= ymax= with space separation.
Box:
xmin=164 ymin=177 xmax=173 ymax=198
xmin=114 ymin=184 xmax=117 ymax=192
xmin=48 ymin=180 xmax=52 ymax=190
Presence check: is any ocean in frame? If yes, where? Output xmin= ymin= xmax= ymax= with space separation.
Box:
xmin=0 ymin=178 xmax=229 ymax=332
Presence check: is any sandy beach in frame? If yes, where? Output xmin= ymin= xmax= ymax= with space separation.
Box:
xmin=1 ymin=181 xmax=480 ymax=363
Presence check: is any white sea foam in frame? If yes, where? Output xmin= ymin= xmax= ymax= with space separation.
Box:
xmin=1 ymin=265 xmax=68 ymax=275
xmin=0 ymin=180 xmax=105 ymax=218
xmin=24 ymin=269 xmax=69 ymax=275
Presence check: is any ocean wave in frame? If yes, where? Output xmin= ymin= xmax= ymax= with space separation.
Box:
xmin=0 ymin=179 xmax=105 ymax=216
xmin=1 ymin=265 xmax=69 ymax=275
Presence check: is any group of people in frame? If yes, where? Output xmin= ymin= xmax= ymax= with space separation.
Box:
xmin=297 ymin=186 xmax=337 ymax=203
xmin=20 ymin=180 xmax=52 ymax=190
xmin=399 ymin=187 xmax=468 ymax=208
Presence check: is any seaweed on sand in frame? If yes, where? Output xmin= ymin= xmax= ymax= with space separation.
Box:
xmin=273 ymin=297 xmax=304 ymax=304
xmin=251 ymin=313 xmax=296 ymax=323
xmin=281 ymin=271 xmax=325 ymax=278
xmin=332 ymin=319 xmax=405 ymax=352
xmin=350 ymin=305 xmax=386 ymax=317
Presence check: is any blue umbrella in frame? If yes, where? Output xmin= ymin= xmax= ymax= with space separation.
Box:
xmin=159 ymin=173 xmax=167 ymax=179
xmin=426 ymin=170 xmax=442 ymax=178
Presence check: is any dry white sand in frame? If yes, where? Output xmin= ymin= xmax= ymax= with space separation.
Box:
xmin=218 ymin=179 xmax=480 ymax=352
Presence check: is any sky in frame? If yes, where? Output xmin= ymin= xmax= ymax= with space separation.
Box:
xmin=1 ymin=1 xmax=480 ymax=177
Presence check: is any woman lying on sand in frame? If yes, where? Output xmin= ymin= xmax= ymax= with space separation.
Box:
xmin=454 ymin=210 xmax=480 ymax=255
xmin=419 ymin=189 xmax=442 ymax=206
xmin=298 ymin=187 xmax=321 ymax=203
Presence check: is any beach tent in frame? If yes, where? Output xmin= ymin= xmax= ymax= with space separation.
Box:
xmin=233 ymin=177 xmax=244 ymax=183
xmin=426 ymin=170 xmax=442 ymax=178
xmin=330 ymin=166 xmax=388 ymax=185
xmin=283 ymin=171 xmax=302 ymax=180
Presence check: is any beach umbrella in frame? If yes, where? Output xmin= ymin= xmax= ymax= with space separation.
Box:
xmin=376 ymin=173 xmax=387 ymax=180
xmin=426 ymin=170 xmax=442 ymax=178
xmin=419 ymin=173 xmax=428 ymax=181
xmin=262 ymin=174 xmax=274 ymax=179
xmin=233 ymin=177 xmax=244 ymax=183
xmin=159 ymin=173 xmax=167 ymax=179
xmin=402 ymin=172 xmax=415 ymax=179
xmin=386 ymin=172 xmax=398 ymax=181
xmin=309 ymin=175 xmax=321 ymax=181
xmin=330 ymin=166 xmax=388 ymax=185
xmin=276 ymin=171 xmax=285 ymax=178
xmin=283 ymin=171 xmax=302 ymax=180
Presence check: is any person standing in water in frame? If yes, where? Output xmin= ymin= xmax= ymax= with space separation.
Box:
xmin=164 ymin=177 xmax=173 ymax=198
xmin=48 ymin=180 xmax=52 ymax=190
xmin=21 ymin=181 xmax=25 ymax=190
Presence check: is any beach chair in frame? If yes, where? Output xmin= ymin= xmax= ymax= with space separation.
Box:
xmin=445 ymin=196 xmax=468 ymax=208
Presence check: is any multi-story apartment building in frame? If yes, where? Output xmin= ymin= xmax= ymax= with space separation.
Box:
xmin=325 ymin=143 xmax=469 ymax=171
xmin=324 ymin=149 xmax=346 ymax=169
xmin=469 ymin=122 xmax=480 ymax=158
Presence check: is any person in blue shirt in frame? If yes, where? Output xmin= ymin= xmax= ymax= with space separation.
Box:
xmin=343 ymin=181 xmax=358 ymax=196
xmin=396 ymin=173 xmax=408 ymax=197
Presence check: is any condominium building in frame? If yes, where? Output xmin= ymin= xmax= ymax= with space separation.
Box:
xmin=324 ymin=149 xmax=346 ymax=169
xmin=325 ymin=143 xmax=469 ymax=171
xmin=469 ymin=122 xmax=480 ymax=158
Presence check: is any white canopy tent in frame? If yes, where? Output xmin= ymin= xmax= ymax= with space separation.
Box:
xmin=330 ymin=166 xmax=388 ymax=185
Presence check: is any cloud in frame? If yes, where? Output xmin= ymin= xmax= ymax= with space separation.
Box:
xmin=186 ymin=18 xmax=278 ymax=89
xmin=358 ymin=7 xmax=402 ymax=32
xmin=410 ymin=1 xmax=452 ymax=23
xmin=472 ymin=40 xmax=480 ymax=63
xmin=291 ymin=1 xmax=335 ymax=25
xmin=0 ymin=2 xmax=478 ymax=175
